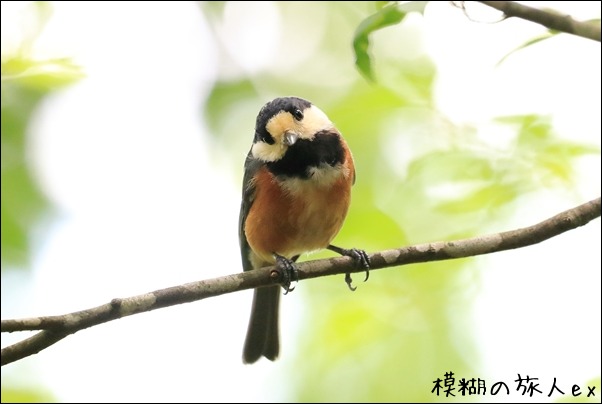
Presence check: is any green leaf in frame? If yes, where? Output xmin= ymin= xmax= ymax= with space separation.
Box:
xmin=496 ymin=30 xmax=559 ymax=66
xmin=2 ymin=57 xmax=85 ymax=91
xmin=353 ymin=2 xmax=428 ymax=82
xmin=496 ymin=11 xmax=601 ymax=64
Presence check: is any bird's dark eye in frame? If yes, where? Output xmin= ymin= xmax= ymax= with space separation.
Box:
xmin=292 ymin=109 xmax=304 ymax=121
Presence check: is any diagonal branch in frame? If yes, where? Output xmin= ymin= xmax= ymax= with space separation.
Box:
xmin=477 ymin=1 xmax=601 ymax=42
xmin=1 ymin=197 xmax=600 ymax=366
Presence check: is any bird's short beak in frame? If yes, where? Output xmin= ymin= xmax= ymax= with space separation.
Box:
xmin=283 ymin=132 xmax=298 ymax=146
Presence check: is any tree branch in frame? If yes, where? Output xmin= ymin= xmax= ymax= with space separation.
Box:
xmin=1 ymin=197 xmax=600 ymax=366
xmin=477 ymin=1 xmax=601 ymax=42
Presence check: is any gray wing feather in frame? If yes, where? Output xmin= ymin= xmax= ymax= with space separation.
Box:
xmin=239 ymin=151 xmax=263 ymax=272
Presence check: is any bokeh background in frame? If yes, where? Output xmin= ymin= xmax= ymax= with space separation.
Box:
xmin=1 ymin=1 xmax=600 ymax=402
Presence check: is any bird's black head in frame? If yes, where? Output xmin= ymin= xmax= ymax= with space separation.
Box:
xmin=251 ymin=96 xmax=336 ymax=163
xmin=250 ymin=97 xmax=347 ymax=182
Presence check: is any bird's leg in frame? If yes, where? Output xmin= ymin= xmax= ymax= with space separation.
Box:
xmin=273 ymin=253 xmax=299 ymax=295
xmin=327 ymin=245 xmax=371 ymax=292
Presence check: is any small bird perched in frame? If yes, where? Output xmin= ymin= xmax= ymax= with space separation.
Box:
xmin=239 ymin=96 xmax=370 ymax=364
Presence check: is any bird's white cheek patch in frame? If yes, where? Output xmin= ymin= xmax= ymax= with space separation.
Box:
xmin=252 ymin=141 xmax=285 ymax=162
xmin=302 ymin=105 xmax=334 ymax=138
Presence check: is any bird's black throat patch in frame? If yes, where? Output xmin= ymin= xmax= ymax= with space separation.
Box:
xmin=266 ymin=131 xmax=345 ymax=179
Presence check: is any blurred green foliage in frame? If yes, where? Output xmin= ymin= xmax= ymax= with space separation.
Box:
xmin=1 ymin=2 xmax=84 ymax=270
xmin=0 ymin=386 xmax=56 ymax=403
xmin=1 ymin=1 xmax=598 ymax=402
xmin=200 ymin=1 xmax=598 ymax=401
xmin=1 ymin=2 xmax=82 ymax=401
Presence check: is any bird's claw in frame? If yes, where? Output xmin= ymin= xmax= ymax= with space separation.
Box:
xmin=330 ymin=246 xmax=370 ymax=292
xmin=345 ymin=272 xmax=357 ymax=292
xmin=275 ymin=254 xmax=298 ymax=294
xmin=348 ymin=248 xmax=371 ymax=282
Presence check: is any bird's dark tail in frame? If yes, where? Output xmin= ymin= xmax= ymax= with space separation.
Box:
xmin=243 ymin=285 xmax=280 ymax=364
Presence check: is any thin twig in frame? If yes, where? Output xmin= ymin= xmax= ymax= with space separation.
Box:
xmin=478 ymin=1 xmax=601 ymax=42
